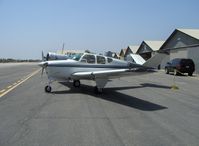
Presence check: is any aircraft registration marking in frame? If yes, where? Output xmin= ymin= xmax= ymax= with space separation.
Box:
xmin=0 ymin=69 xmax=40 ymax=98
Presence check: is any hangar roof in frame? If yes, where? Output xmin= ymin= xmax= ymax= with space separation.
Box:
xmin=136 ymin=40 xmax=165 ymax=54
xmin=144 ymin=41 xmax=165 ymax=51
xmin=119 ymin=48 xmax=127 ymax=56
xmin=160 ymin=28 xmax=199 ymax=50
xmin=177 ymin=29 xmax=199 ymax=40
xmin=127 ymin=45 xmax=140 ymax=53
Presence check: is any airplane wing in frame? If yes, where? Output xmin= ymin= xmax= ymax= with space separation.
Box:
xmin=72 ymin=69 xmax=128 ymax=79
xmin=72 ymin=68 xmax=155 ymax=80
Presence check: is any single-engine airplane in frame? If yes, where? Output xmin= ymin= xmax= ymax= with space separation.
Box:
xmin=39 ymin=52 xmax=156 ymax=93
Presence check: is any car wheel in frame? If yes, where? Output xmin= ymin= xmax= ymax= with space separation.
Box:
xmin=188 ymin=72 xmax=193 ymax=76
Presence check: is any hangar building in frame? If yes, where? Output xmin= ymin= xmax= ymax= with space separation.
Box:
xmin=136 ymin=41 xmax=165 ymax=60
xmin=124 ymin=45 xmax=139 ymax=59
xmin=119 ymin=48 xmax=127 ymax=60
xmin=123 ymin=46 xmax=145 ymax=65
xmin=160 ymin=29 xmax=199 ymax=73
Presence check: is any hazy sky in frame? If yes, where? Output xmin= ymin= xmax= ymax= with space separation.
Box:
xmin=0 ymin=0 xmax=199 ymax=59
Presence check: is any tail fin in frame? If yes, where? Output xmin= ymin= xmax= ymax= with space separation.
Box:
xmin=143 ymin=52 xmax=169 ymax=68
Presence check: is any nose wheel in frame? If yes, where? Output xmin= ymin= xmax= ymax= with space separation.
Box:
xmin=45 ymin=85 xmax=52 ymax=93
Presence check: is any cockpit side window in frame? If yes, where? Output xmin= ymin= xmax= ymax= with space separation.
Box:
xmin=97 ymin=56 xmax=106 ymax=64
xmin=81 ymin=54 xmax=95 ymax=64
xmin=107 ymin=58 xmax=113 ymax=63
xmin=72 ymin=53 xmax=83 ymax=61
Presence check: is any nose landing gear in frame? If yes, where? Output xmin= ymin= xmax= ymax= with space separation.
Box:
xmin=45 ymin=85 xmax=52 ymax=93
xmin=44 ymin=79 xmax=53 ymax=93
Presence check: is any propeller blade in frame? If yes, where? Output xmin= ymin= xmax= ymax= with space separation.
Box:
xmin=38 ymin=61 xmax=48 ymax=77
xmin=42 ymin=51 xmax=44 ymax=61
xmin=41 ymin=66 xmax=44 ymax=76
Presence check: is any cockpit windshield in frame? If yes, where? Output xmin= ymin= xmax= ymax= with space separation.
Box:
xmin=72 ymin=53 xmax=83 ymax=61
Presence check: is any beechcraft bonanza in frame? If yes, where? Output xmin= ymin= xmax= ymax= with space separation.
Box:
xmin=39 ymin=52 xmax=161 ymax=93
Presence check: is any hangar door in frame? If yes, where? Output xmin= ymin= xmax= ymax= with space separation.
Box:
xmin=170 ymin=48 xmax=187 ymax=60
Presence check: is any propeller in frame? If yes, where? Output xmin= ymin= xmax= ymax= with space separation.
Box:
xmin=40 ymin=62 xmax=48 ymax=76
xmin=42 ymin=51 xmax=44 ymax=61
xmin=39 ymin=51 xmax=48 ymax=76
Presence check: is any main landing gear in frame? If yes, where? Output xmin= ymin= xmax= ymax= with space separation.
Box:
xmin=73 ymin=79 xmax=104 ymax=94
xmin=45 ymin=85 xmax=52 ymax=93
xmin=73 ymin=80 xmax=80 ymax=88
xmin=94 ymin=86 xmax=103 ymax=94
xmin=94 ymin=78 xmax=107 ymax=94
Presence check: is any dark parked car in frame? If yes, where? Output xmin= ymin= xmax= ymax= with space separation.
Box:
xmin=165 ymin=58 xmax=195 ymax=76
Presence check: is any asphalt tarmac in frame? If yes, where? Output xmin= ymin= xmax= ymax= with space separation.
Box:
xmin=0 ymin=63 xmax=199 ymax=146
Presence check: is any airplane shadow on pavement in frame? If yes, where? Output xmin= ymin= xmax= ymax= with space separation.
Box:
xmin=51 ymin=82 xmax=168 ymax=111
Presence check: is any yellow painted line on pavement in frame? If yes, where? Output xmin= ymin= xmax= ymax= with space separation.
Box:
xmin=190 ymin=76 xmax=199 ymax=80
xmin=0 ymin=69 xmax=41 ymax=98
xmin=13 ymin=83 xmax=17 ymax=86
xmin=7 ymin=85 xmax=12 ymax=89
xmin=0 ymin=89 xmax=6 ymax=93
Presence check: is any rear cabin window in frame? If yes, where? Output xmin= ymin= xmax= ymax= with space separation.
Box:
xmin=172 ymin=59 xmax=180 ymax=65
xmin=81 ymin=54 xmax=95 ymax=64
xmin=97 ymin=56 xmax=106 ymax=64
xmin=107 ymin=58 xmax=113 ymax=63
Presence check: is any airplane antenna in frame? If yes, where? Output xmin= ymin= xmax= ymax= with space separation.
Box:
xmin=61 ymin=43 xmax=65 ymax=54
xmin=42 ymin=51 xmax=44 ymax=61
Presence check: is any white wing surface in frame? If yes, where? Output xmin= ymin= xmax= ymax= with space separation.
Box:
xmin=72 ymin=67 xmax=155 ymax=80
xmin=72 ymin=69 xmax=129 ymax=79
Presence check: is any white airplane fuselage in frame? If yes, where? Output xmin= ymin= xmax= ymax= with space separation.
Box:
xmin=46 ymin=59 xmax=130 ymax=81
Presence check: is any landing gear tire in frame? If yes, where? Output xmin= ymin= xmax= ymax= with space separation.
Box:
xmin=94 ymin=86 xmax=103 ymax=94
xmin=45 ymin=85 xmax=52 ymax=93
xmin=73 ymin=80 xmax=80 ymax=88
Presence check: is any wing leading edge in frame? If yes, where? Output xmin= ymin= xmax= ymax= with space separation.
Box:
xmin=72 ymin=67 xmax=155 ymax=80
xmin=72 ymin=69 xmax=128 ymax=79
